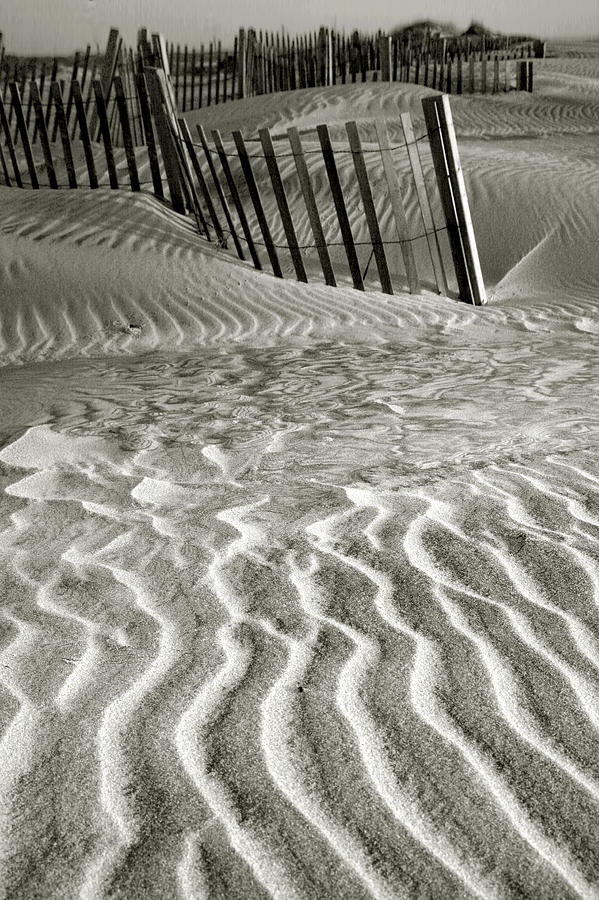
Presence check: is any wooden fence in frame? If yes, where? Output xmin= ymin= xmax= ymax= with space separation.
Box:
xmin=0 ymin=24 xmax=538 ymax=135
xmin=0 ymin=30 xmax=486 ymax=305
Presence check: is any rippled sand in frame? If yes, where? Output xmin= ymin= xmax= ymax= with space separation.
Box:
xmin=0 ymin=44 xmax=598 ymax=900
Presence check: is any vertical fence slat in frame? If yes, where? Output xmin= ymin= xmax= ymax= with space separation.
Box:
xmin=374 ymin=119 xmax=419 ymax=294
xmin=136 ymin=72 xmax=164 ymax=200
xmin=259 ymin=127 xmax=308 ymax=283
xmin=30 ymin=80 xmax=58 ymax=188
xmin=93 ymin=79 xmax=119 ymax=189
xmin=179 ymin=118 xmax=222 ymax=240
xmin=196 ymin=125 xmax=245 ymax=259
xmin=399 ymin=111 xmax=447 ymax=295
xmin=420 ymin=99 xmax=468 ymax=301
xmin=9 ymin=82 xmax=39 ymax=188
xmin=51 ymin=81 xmax=77 ymax=188
xmin=426 ymin=94 xmax=486 ymax=305
xmin=113 ymin=75 xmax=140 ymax=191
xmin=89 ymin=27 xmax=119 ymax=139
xmin=0 ymin=94 xmax=22 ymax=186
xmin=144 ymin=68 xmax=185 ymax=212
xmin=287 ymin=126 xmax=336 ymax=287
xmin=71 ymin=80 xmax=98 ymax=188
xmin=0 ymin=140 xmax=11 ymax=186
xmin=345 ymin=120 xmax=393 ymax=294
xmin=232 ymin=129 xmax=282 ymax=277
xmin=212 ymin=129 xmax=262 ymax=268
xmin=316 ymin=123 xmax=363 ymax=290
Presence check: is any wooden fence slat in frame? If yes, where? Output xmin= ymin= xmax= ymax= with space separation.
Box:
xmin=182 ymin=45 xmax=188 ymax=111
xmin=71 ymin=80 xmax=98 ymax=188
xmin=345 ymin=120 xmax=393 ymax=294
xmin=232 ymin=129 xmax=282 ymax=277
xmin=420 ymin=98 xmax=469 ymax=301
xmin=374 ymin=118 xmax=419 ymax=293
xmin=207 ymin=43 xmax=213 ymax=106
xmin=259 ymin=127 xmax=308 ymax=283
xmin=178 ymin=118 xmax=219 ymax=240
xmin=89 ymin=27 xmax=119 ymax=138
xmin=25 ymin=66 xmax=36 ymax=132
xmin=316 ymin=123 xmax=364 ymax=290
xmin=64 ymin=51 xmax=80 ymax=131
xmin=8 ymin=82 xmax=39 ymax=188
xmin=428 ymin=94 xmax=486 ymax=305
xmin=152 ymin=67 xmax=204 ymax=225
xmin=0 ymin=139 xmax=11 ymax=186
xmin=93 ymin=79 xmax=119 ymax=188
xmin=190 ymin=48 xmax=196 ymax=109
xmin=0 ymin=94 xmax=22 ymax=186
xmin=30 ymin=80 xmax=58 ymax=188
xmin=196 ymin=125 xmax=244 ymax=259
xmin=113 ymin=75 xmax=140 ymax=191
xmin=144 ymin=68 xmax=185 ymax=213
xmin=136 ymin=72 xmax=163 ymax=199
xmin=287 ymin=126 xmax=336 ymax=286
xmin=399 ymin=111 xmax=447 ymax=295
xmin=212 ymin=129 xmax=262 ymax=269
xmin=51 ymin=81 xmax=77 ymax=188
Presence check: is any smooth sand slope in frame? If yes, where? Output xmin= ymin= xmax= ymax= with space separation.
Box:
xmin=0 ymin=45 xmax=598 ymax=900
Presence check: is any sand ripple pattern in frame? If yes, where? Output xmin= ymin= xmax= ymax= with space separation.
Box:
xmin=0 ymin=337 xmax=598 ymax=899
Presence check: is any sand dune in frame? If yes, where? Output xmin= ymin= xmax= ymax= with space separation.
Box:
xmin=0 ymin=48 xmax=598 ymax=899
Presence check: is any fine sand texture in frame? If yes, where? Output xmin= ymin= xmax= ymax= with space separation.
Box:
xmin=0 ymin=44 xmax=598 ymax=899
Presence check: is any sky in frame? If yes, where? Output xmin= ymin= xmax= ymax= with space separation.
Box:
xmin=2 ymin=0 xmax=598 ymax=55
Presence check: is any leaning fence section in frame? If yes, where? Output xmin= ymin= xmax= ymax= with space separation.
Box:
xmin=0 ymin=28 xmax=486 ymax=306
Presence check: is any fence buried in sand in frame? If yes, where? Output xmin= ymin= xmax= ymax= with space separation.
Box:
xmin=0 ymin=27 xmax=487 ymax=306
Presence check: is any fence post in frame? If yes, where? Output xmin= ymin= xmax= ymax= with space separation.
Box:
xmin=136 ymin=72 xmax=163 ymax=199
xmin=422 ymin=94 xmax=486 ymax=306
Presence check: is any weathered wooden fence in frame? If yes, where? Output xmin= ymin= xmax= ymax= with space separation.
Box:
xmin=0 ymin=25 xmax=538 ymax=130
xmin=0 ymin=29 xmax=486 ymax=305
